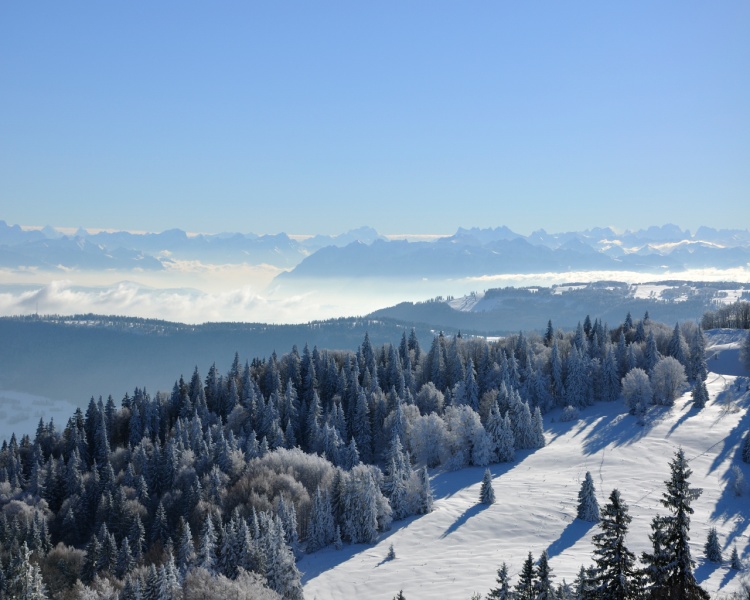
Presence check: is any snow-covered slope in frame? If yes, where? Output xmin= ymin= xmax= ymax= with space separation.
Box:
xmin=301 ymin=366 xmax=750 ymax=599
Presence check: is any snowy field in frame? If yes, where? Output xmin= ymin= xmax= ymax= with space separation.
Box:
xmin=301 ymin=338 xmax=750 ymax=599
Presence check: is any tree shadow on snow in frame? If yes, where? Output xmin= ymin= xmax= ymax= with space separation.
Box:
xmin=430 ymin=462 xmax=518 ymax=500
xmin=298 ymin=514 xmax=420 ymax=585
xmin=707 ymin=391 xmax=750 ymax=476
xmin=440 ymin=502 xmax=490 ymax=539
xmin=580 ymin=407 xmax=667 ymax=456
xmin=694 ymin=558 xmax=721 ymax=586
xmin=546 ymin=518 xmax=596 ymax=560
xmin=721 ymin=565 xmax=741 ymax=590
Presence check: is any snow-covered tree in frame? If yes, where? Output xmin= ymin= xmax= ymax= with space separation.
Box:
xmin=479 ymin=468 xmax=495 ymax=504
xmin=691 ymin=379 xmax=708 ymax=409
xmin=651 ymin=357 xmax=687 ymax=406
xmin=306 ymin=486 xmax=335 ymax=552
xmin=487 ymin=562 xmax=512 ymax=599
xmin=592 ymin=489 xmax=639 ymax=599
xmin=197 ymin=513 xmax=218 ymax=573
xmin=704 ymin=527 xmax=722 ymax=563
xmin=621 ymin=368 xmax=652 ymax=416
xmin=486 ymin=405 xmax=515 ymax=463
xmin=515 ymin=552 xmax=536 ymax=600
xmin=667 ymin=323 xmax=688 ymax=368
xmin=688 ymin=327 xmax=707 ymax=382
xmin=577 ymin=471 xmax=600 ymax=522
xmin=731 ymin=546 xmax=742 ymax=570
xmin=534 ymin=550 xmax=555 ymax=600
xmin=646 ymin=448 xmax=708 ymax=599
xmin=742 ymin=329 xmax=750 ymax=372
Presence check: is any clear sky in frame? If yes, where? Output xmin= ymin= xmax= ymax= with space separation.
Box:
xmin=1 ymin=2 xmax=748 ymax=236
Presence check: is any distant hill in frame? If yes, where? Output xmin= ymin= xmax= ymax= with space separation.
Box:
xmin=369 ymin=281 xmax=750 ymax=334
xmin=0 ymin=315 xmax=437 ymax=404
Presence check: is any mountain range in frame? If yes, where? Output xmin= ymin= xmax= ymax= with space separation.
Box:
xmin=2 ymin=220 xmax=749 ymax=276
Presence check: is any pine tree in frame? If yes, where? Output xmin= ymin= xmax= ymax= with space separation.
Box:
xmin=177 ymin=517 xmax=196 ymax=571
xmin=691 ymin=379 xmax=708 ymax=409
xmin=531 ymin=406 xmax=545 ymax=448
xmin=515 ymin=552 xmax=536 ymax=600
xmin=592 ymin=489 xmax=639 ymax=599
xmin=534 ymin=549 xmax=555 ymax=600
xmin=704 ymin=527 xmax=722 ymax=563
xmin=197 ymin=513 xmax=218 ymax=573
xmin=486 ymin=406 xmax=515 ymax=463
xmin=487 ymin=562 xmax=512 ymax=599
xmin=577 ymin=472 xmax=600 ymax=522
xmin=647 ymin=448 xmax=709 ymax=599
xmin=479 ymin=468 xmax=495 ymax=504
xmin=417 ymin=466 xmax=434 ymax=514
xmin=667 ymin=323 xmax=688 ymax=368
xmin=731 ymin=546 xmax=742 ymax=570
xmin=307 ymin=486 xmax=335 ymax=552
xmin=689 ymin=327 xmax=707 ymax=382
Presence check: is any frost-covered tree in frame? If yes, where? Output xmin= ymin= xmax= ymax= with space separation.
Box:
xmin=486 ymin=405 xmax=515 ymax=463
xmin=691 ymin=379 xmax=708 ymax=409
xmin=534 ymin=549 xmax=555 ymax=600
xmin=197 ymin=513 xmax=218 ymax=573
xmin=704 ymin=527 xmax=722 ymax=563
xmin=742 ymin=329 xmax=750 ymax=372
xmin=417 ymin=466 xmax=434 ymax=514
xmin=479 ymin=468 xmax=495 ymax=504
xmin=731 ymin=546 xmax=742 ymax=570
xmin=306 ymin=486 xmax=335 ymax=552
xmin=577 ymin=471 xmax=600 ymax=522
xmin=688 ymin=327 xmax=707 ymax=382
xmin=531 ymin=406 xmax=545 ymax=449
xmin=647 ymin=448 xmax=708 ymax=599
xmin=487 ymin=562 xmax=512 ymax=599
xmin=651 ymin=357 xmax=687 ymax=406
xmin=667 ymin=323 xmax=688 ymax=368
xmin=515 ymin=552 xmax=536 ymax=600
xmin=592 ymin=489 xmax=639 ymax=599
xmin=621 ymin=368 xmax=652 ymax=416
xmin=644 ymin=330 xmax=660 ymax=374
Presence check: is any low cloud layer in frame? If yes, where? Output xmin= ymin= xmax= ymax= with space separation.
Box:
xmin=0 ymin=266 xmax=748 ymax=325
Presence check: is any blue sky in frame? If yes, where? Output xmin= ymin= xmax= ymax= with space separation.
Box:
xmin=1 ymin=2 xmax=748 ymax=236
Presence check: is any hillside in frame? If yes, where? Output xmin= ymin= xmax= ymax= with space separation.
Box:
xmin=301 ymin=357 xmax=750 ymax=599
xmin=369 ymin=282 xmax=749 ymax=335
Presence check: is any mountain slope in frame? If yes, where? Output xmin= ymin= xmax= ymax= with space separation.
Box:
xmin=300 ymin=364 xmax=750 ymax=599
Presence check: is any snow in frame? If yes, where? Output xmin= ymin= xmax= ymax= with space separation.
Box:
xmin=301 ymin=364 xmax=750 ymax=600
xmin=631 ymin=284 xmax=675 ymax=300
xmin=706 ymin=329 xmax=749 ymax=377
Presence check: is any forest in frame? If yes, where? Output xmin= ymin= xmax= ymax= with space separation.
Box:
xmin=0 ymin=305 xmax=742 ymax=599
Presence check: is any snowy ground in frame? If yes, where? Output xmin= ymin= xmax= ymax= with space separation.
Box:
xmin=301 ymin=345 xmax=750 ymax=599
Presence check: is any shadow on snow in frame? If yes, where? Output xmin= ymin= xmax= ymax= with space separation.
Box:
xmin=546 ymin=518 xmax=597 ymax=560
xmin=440 ymin=502 xmax=490 ymax=539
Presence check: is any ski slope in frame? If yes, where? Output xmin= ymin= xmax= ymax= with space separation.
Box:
xmin=301 ymin=357 xmax=750 ymax=599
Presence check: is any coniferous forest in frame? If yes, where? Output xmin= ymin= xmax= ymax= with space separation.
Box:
xmin=0 ymin=310 xmax=732 ymax=599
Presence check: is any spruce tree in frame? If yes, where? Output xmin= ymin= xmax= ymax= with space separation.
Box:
xmin=731 ymin=546 xmax=742 ymax=570
xmin=647 ymin=448 xmax=708 ymax=599
xmin=577 ymin=472 xmax=600 ymax=522
xmin=487 ymin=562 xmax=512 ymax=599
xmin=704 ymin=527 xmax=722 ymax=563
xmin=514 ymin=552 xmax=536 ymax=600
xmin=479 ymin=468 xmax=495 ymax=505
xmin=534 ymin=549 xmax=555 ymax=600
xmin=592 ymin=489 xmax=639 ymax=599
